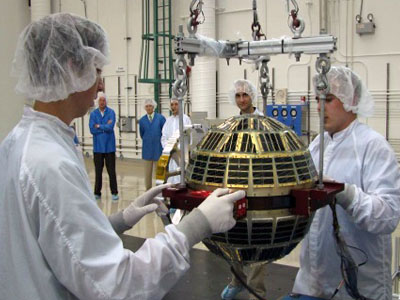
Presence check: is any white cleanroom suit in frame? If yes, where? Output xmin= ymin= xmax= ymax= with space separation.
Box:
xmin=161 ymin=114 xmax=192 ymax=184
xmin=293 ymin=120 xmax=400 ymax=300
xmin=0 ymin=107 xmax=193 ymax=300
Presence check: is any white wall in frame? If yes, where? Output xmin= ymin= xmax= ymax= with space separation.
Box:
xmin=2 ymin=0 xmax=400 ymax=156
xmin=0 ymin=0 xmax=30 ymax=141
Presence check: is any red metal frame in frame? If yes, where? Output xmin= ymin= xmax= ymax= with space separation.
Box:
xmin=162 ymin=181 xmax=344 ymax=218
xmin=290 ymin=182 xmax=344 ymax=216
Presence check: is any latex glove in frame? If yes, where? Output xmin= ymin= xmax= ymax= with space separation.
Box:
xmin=122 ymin=183 xmax=172 ymax=227
xmin=323 ymin=175 xmax=336 ymax=183
xmin=197 ymin=188 xmax=246 ymax=234
xmin=335 ymin=183 xmax=356 ymax=209
xmin=321 ymin=176 xmax=356 ymax=209
xmin=153 ymin=196 xmax=169 ymax=216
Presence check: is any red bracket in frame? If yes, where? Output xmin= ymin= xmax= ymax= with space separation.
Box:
xmin=162 ymin=181 xmax=344 ymax=219
xmin=290 ymin=182 xmax=344 ymax=216
xmin=162 ymin=188 xmax=247 ymax=219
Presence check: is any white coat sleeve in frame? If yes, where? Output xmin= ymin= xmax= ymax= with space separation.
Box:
xmin=184 ymin=115 xmax=193 ymax=145
xmin=345 ymin=137 xmax=400 ymax=234
xmin=22 ymin=158 xmax=190 ymax=300
xmin=161 ymin=118 xmax=170 ymax=149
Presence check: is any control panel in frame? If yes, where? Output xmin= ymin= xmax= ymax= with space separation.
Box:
xmin=266 ymin=104 xmax=306 ymax=136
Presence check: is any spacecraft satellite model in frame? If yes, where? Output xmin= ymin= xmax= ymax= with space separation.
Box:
xmin=160 ymin=114 xmax=343 ymax=264
xmin=157 ymin=0 xmax=342 ymax=265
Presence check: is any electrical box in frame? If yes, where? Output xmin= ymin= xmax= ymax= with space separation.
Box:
xmin=356 ymin=22 xmax=375 ymax=35
xmin=120 ymin=117 xmax=134 ymax=132
xmin=266 ymin=104 xmax=307 ymax=136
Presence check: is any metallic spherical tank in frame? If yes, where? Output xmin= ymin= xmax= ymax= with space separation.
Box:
xmin=185 ymin=114 xmax=318 ymax=264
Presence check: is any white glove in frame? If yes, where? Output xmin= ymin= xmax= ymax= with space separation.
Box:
xmin=320 ymin=176 xmax=356 ymax=209
xmin=197 ymin=188 xmax=246 ymax=234
xmin=122 ymin=183 xmax=172 ymax=227
xmin=323 ymin=175 xmax=336 ymax=183
xmin=153 ymin=196 xmax=169 ymax=216
xmin=336 ymin=183 xmax=356 ymax=209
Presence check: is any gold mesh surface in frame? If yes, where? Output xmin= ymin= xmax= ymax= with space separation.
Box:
xmin=185 ymin=115 xmax=317 ymax=196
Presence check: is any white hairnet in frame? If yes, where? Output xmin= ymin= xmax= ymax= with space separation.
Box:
xmin=96 ymin=91 xmax=107 ymax=102
xmin=143 ymin=99 xmax=157 ymax=109
xmin=12 ymin=13 xmax=109 ymax=102
xmin=313 ymin=66 xmax=374 ymax=117
xmin=228 ymin=79 xmax=257 ymax=105
xmin=170 ymin=98 xmax=179 ymax=103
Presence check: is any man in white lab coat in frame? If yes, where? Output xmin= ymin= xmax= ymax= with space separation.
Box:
xmin=0 ymin=13 xmax=245 ymax=300
xmin=221 ymin=79 xmax=268 ymax=300
xmin=161 ymin=98 xmax=192 ymax=184
xmin=289 ymin=66 xmax=400 ymax=300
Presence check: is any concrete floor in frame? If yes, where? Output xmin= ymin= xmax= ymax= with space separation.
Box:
xmin=120 ymin=234 xmax=297 ymax=300
xmin=84 ymin=156 xmax=167 ymax=241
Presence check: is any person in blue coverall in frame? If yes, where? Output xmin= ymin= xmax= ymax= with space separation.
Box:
xmin=139 ymin=99 xmax=166 ymax=190
xmin=89 ymin=91 xmax=119 ymax=200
